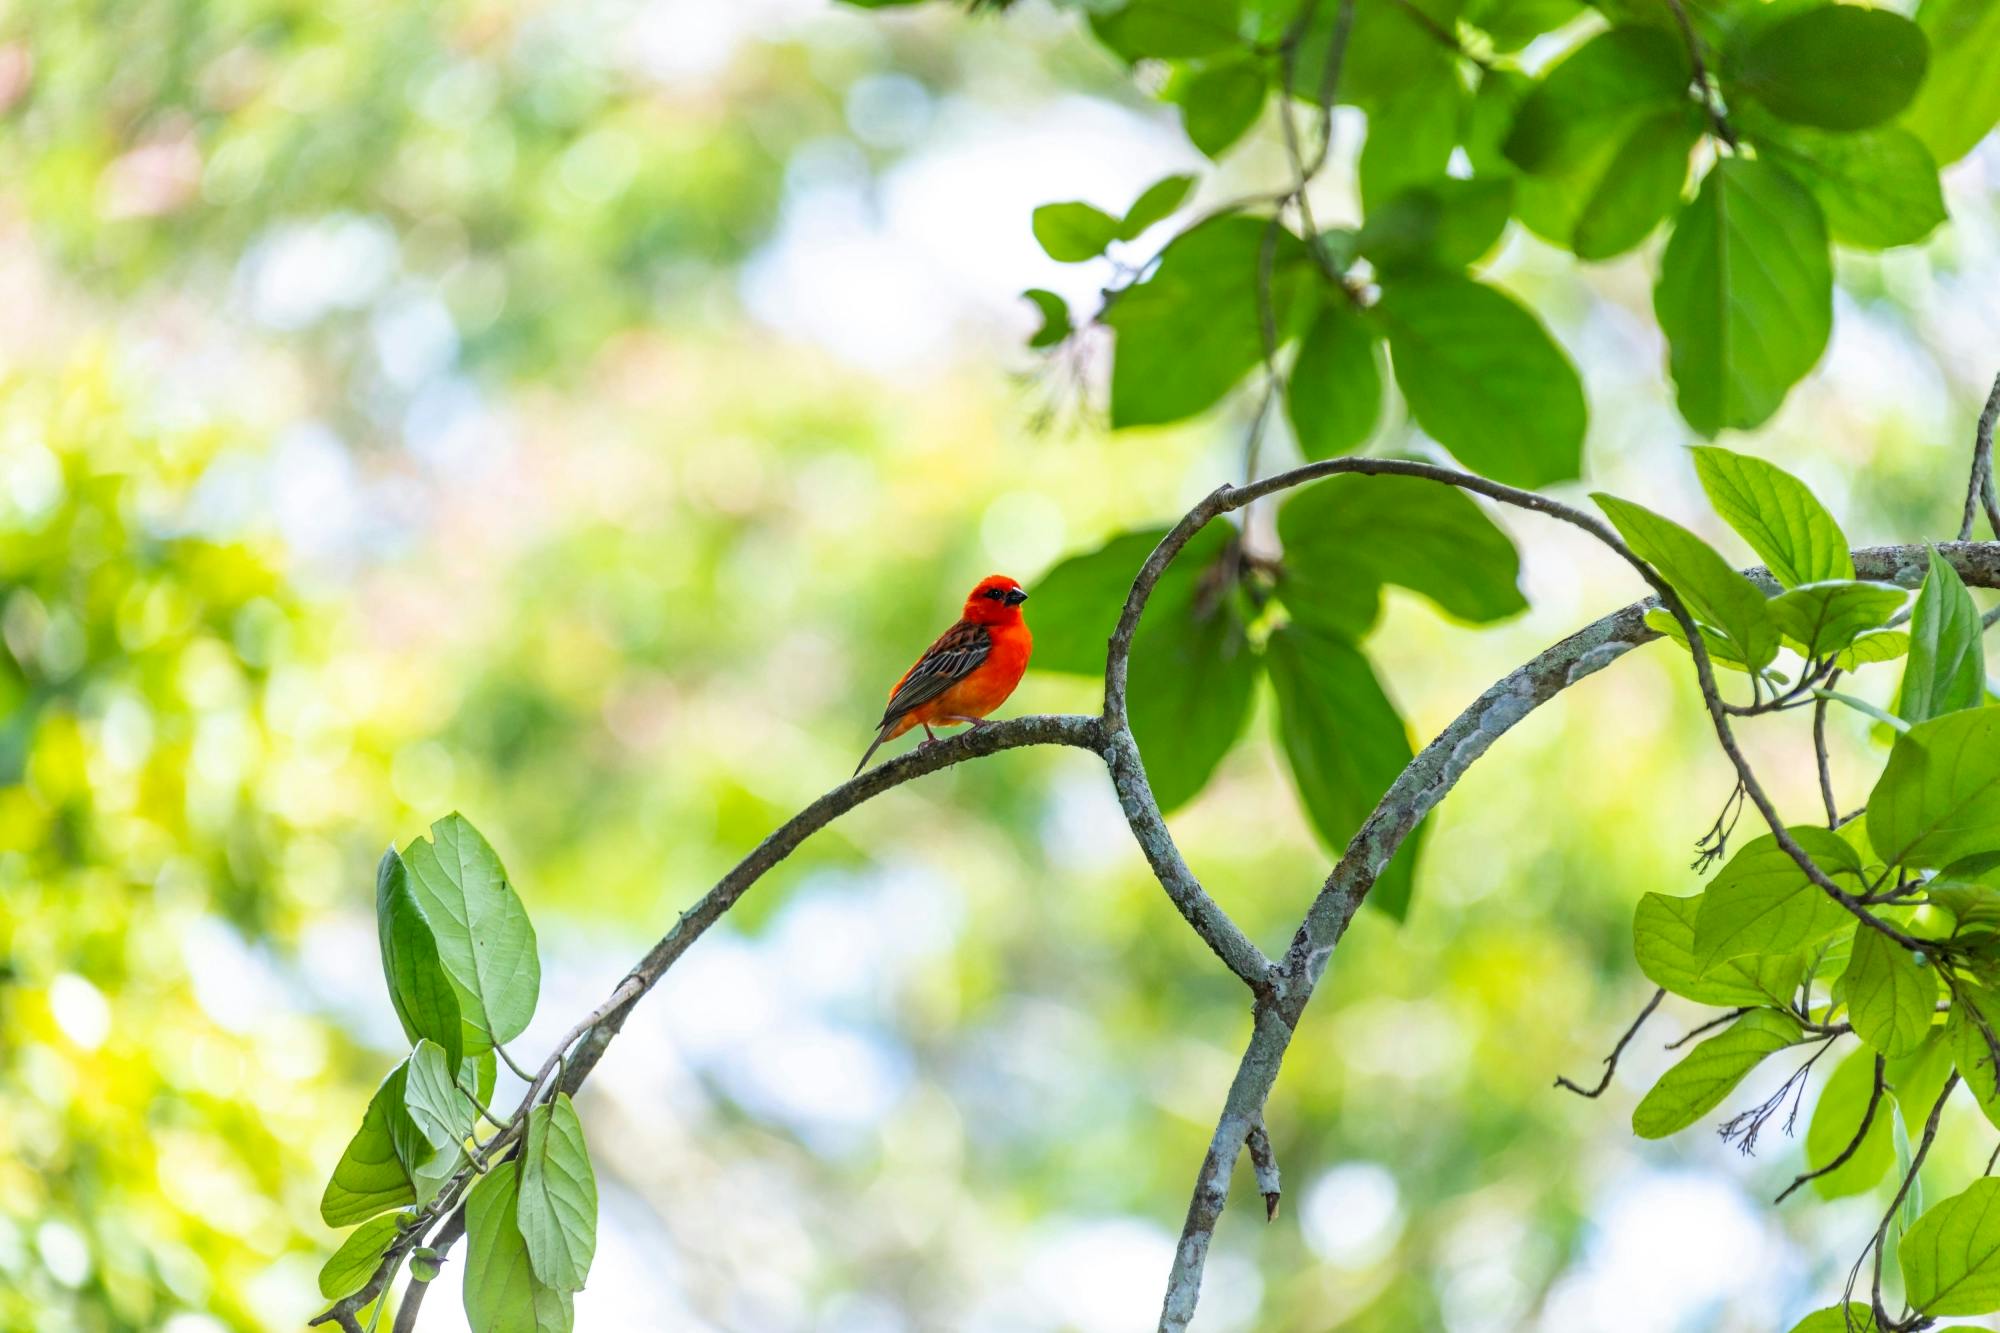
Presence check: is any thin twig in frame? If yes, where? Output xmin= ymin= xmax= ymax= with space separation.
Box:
xmin=1556 ymin=989 xmax=1665 ymax=1097
xmin=1245 ymin=1118 xmax=1282 ymax=1221
xmin=1776 ymin=1054 xmax=1884 ymax=1204
xmin=1667 ymin=1006 xmax=1752 ymax=1051
xmin=1814 ymin=677 xmax=1841 ymax=829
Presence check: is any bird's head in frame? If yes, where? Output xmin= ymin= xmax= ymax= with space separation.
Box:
xmin=962 ymin=573 xmax=1028 ymax=625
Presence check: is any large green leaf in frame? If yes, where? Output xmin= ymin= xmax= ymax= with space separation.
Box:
xmin=518 ymin=1094 xmax=598 ymax=1293
xmin=1948 ymin=983 xmax=2000 ymax=1128
xmin=1375 ymin=272 xmax=1586 ymax=487
xmin=377 ymin=847 xmax=463 ymax=1070
xmin=1689 ymin=445 xmax=1852 ymax=587
xmin=1724 ymin=4 xmax=1927 ymax=131
xmin=1127 ymin=592 xmax=1260 ymax=811
xmin=1846 ymin=926 xmax=1939 ymax=1057
xmin=1632 ymin=890 xmax=1805 ymax=1005
xmin=1502 ymin=26 xmax=1691 ymax=174
xmin=1464 ymin=0 xmax=1585 ymax=50
xmin=402 ymin=814 xmax=540 ymax=1052
xmin=1901 ymin=0 xmax=2000 ymax=164
xmin=1032 ymin=202 xmax=1121 ymax=262
xmin=1632 ymin=1008 xmax=1803 ymax=1138
xmin=1804 ymin=1046 xmax=1895 ymax=1199
xmin=1692 ymin=827 xmax=1862 ymax=965
xmin=1654 ymin=158 xmax=1832 ymax=436
xmin=1277 ymin=472 xmax=1526 ymax=637
xmin=1868 ymin=705 xmax=2000 ymax=871
xmin=1285 ymin=300 xmax=1383 ymax=460
xmin=1177 ymin=61 xmax=1267 ymax=158
xmin=1358 ymin=63 xmax=1464 ymax=211
xmin=1594 ymin=493 xmax=1781 ymax=671
xmin=1746 ymin=118 xmax=1947 ymax=251
xmin=321 ymin=1062 xmax=422 ymax=1227
xmin=1571 ymin=103 xmax=1702 ymax=261
xmin=318 ymin=1213 xmax=404 ymax=1301
xmin=463 ymin=1163 xmax=574 ymax=1333
xmin=1899 ymin=547 xmax=1986 ymax=724
xmin=1355 ymin=178 xmax=1514 ymax=275
xmin=1266 ymin=624 xmax=1423 ymax=919
xmin=1027 ymin=524 xmax=1233 ymax=678
xmin=1900 ymin=1177 xmax=2000 ymax=1315
xmin=405 ymin=1038 xmax=475 ymax=1152
xmin=1770 ymin=582 xmax=1908 ymax=659
xmin=1105 ymin=215 xmax=1314 ymax=428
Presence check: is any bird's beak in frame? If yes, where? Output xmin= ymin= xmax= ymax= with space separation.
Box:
xmin=1005 ymin=587 xmax=1028 ymax=606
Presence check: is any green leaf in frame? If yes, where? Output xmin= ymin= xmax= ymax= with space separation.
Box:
xmin=1178 ymin=62 xmax=1268 ymax=158
xmin=1654 ymin=157 xmax=1832 ymax=436
xmin=1901 ymin=1177 xmax=2000 ymax=1315
xmin=1284 ymin=0 xmax=1457 ymax=109
xmin=1724 ymin=4 xmax=1928 ymax=130
xmin=1816 ymin=688 xmax=1912 ymax=734
xmin=1746 ymin=118 xmax=1947 ymax=251
xmin=1503 ymin=27 xmax=1691 ymax=174
xmin=463 ymin=1163 xmax=574 ymax=1333
xmin=1632 ymin=890 xmax=1806 ymax=1005
xmin=1887 ymin=1030 xmax=1956 ymax=1133
xmin=1105 ymin=215 xmax=1313 ymax=428
xmin=1572 ymin=103 xmax=1702 ymax=261
xmin=1643 ymin=607 xmax=1763 ymax=675
xmin=1358 ymin=63 xmax=1464 ymax=212
xmin=1092 ymin=0 xmax=1245 ymax=60
xmin=1375 ymin=272 xmax=1587 ymax=487
xmin=1949 ymin=983 xmax=2000 ymax=1127
xmin=1128 ymin=591 xmax=1260 ymax=811
xmin=318 ymin=1213 xmax=404 ymax=1301
xmin=1032 ymin=202 xmax=1122 ymax=263
xmin=1464 ymin=0 xmax=1586 ymax=51
xmin=406 ymin=1038 xmax=474 ymax=1152
xmin=1804 ymin=1047 xmax=1895 ymax=1199
xmin=1786 ymin=1304 xmax=1880 ymax=1333
xmin=1692 ymin=827 xmax=1863 ymax=965
xmin=1839 ymin=630 xmax=1912 ymax=671
xmin=1632 ymin=1008 xmax=1804 ymax=1138
xmin=1276 ymin=472 xmax=1527 ymax=637
xmin=1690 ymin=444 xmax=1853 ymax=587
xmin=402 ymin=814 xmax=540 ymax=1052
xmin=1847 ymin=926 xmax=1939 ymax=1057
xmin=1022 ymin=289 xmax=1071 ymax=350
xmin=1771 ymin=582 xmax=1908 ymax=659
xmin=1869 ymin=705 xmax=2000 ymax=871
xmin=377 ymin=847 xmax=464 ymax=1070
xmin=409 ymin=1248 xmax=443 ymax=1283
xmin=1026 ymin=524 xmax=1233 ymax=677
xmin=1593 ymin=493 xmax=1781 ymax=671
xmin=1285 ymin=300 xmax=1383 ymax=460
xmin=1356 ymin=178 xmax=1514 ymax=275
xmin=1899 ymin=548 xmax=1986 ymax=724
xmin=321 ymin=1062 xmax=422 ymax=1227
xmin=1120 ymin=174 xmax=1199 ymax=240
xmin=518 ymin=1094 xmax=598 ymax=1293
xmin=1901 ymin=0 xmax=2000 ymax=165
xmin=1266 ymin=624 xmax=1423 ymax=918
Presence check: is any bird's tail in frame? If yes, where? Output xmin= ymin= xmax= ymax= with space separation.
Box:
xmin=853 ymin=724 xmax=892 ymax=777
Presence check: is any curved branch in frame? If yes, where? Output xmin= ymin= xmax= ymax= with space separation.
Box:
xmin=1155 ymin=530 xmax=2000 ymax=1331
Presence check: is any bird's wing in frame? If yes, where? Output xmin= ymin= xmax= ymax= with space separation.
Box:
xmin=878 ymin=620 xmax=992 ymax=726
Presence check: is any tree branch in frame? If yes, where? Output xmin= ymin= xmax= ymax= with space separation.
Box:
xmin=1959 ymin=370 xmax=2000 ymax=542
xmin=1776 ymin=1053 xmax=1883 ymax=1205
xmin=1555 ymin=988 xmax=1665 ymax=1097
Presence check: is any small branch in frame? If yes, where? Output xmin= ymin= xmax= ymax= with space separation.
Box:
xmin=1664 ymin=0 xmax=1736 ymax=147
xmin=1778 ymin=1054 xmax=1885 ymax=1204
xmin=1667 ymin=1006 xmax=1752 ymax=1051
xmin=1852 ymin=1072 xmax=1957 ymax=1330
xmin=1959 ymin=371 xmax=2000 ymax=542
xmin=1556 ymin=988 xmax=1665 ymax=1097
xmin=1814 ymin=679 xmax=1841 ymax=829
xmin=1246 ymin=1118 xmax=1282 ymax=1221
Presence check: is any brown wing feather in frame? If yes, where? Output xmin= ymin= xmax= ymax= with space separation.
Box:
xmin=879 ymin=620 xmax=991 ymax=726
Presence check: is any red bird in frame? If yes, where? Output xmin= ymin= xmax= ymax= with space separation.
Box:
xmin=854 ymin=574 xmax=1033 ymax=775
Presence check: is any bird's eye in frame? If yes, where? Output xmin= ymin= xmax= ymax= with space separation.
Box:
xmin=984 ymin=588 xmax=1004 ymax=600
